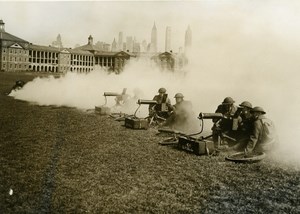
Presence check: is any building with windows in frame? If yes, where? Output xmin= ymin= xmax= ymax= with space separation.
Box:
xmin=0 ymin=21 xmax=134 ymax=73
xmin=0 ymin=20 xmax=189 ymax=74
xmin=0 ymin=20 xmax=30 ymax=72
xmin=151 ymin=51 xmax=188 ymax=72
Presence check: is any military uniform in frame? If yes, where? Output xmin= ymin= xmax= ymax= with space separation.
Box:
xmin=212 ymin=97 xmax=238 ymax=147
xmin=245 ymin=115 xmax=276 ymax=153
xmin=213 ymin=104 xmax=238 ymax=133
xmin=149 ymin=94 xmax=173 ymax=119
xmin=165 ymin=100 xmax=193 ymax=131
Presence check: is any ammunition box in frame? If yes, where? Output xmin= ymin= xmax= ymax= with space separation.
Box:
xmin=125 ymin=117 xmax=149 ymax=130
xmin=95 ymin=106 xmax=111 ymax=115
xmin=178 ymin=136 xmax=215 ymax=155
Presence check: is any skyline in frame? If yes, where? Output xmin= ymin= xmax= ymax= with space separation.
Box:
xmin=0 ymin=1 xmax=196 ymax=51
xmin=1 ymin=1 xmax=300 ymax=53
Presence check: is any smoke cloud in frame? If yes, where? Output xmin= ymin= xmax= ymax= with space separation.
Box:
xmin=9 ymin=1 xmax=300 ymax=166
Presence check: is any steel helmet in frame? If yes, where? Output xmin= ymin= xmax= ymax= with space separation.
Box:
xmin=158 ymin=87 xmax=167 ymax=93
xmin=222 ymin=97 xmax=235 ymax=105
xmin=250 ymin=106 xmax=266 ymax=114
xmin=239 ymin=101 xmax=252 ymax=109
xmin=174 ymin=93 xmax=184 ymax=98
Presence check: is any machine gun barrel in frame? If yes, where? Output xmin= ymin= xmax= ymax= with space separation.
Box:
xmin=198 ymin=112 xmax=224 ymax=119
xmin=137 ymin=99 xmax=157 ymax=105
xmin=104 ymin=92 xmax=121 ymax=96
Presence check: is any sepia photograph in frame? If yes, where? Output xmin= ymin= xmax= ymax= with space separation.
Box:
xmin=0 ymin=0 xmax=299 ymax=213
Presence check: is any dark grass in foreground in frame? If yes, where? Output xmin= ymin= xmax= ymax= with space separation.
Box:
xmin=0 ymin=72 xmax=299 ymax=213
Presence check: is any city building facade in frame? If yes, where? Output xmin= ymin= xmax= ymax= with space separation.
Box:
xmin=0 ymin=20 xmax=189 ymax=73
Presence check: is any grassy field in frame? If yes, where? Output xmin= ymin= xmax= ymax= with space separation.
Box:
xmin=0 ymin=72 xmax=299 ymax=213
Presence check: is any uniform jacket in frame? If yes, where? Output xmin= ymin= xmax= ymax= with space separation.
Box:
xmin=246 ymin=115 xmax=276 ymax=152
xmin=149 ymin=94 xmax=173 ymax=112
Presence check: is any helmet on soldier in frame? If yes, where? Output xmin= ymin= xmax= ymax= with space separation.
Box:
xmin=174 ymin=93 xmax=184 ymax=98
xmin=222 ymin=97 xmax=235 ymax=105
xmin=250 ymin=106 xmax=266 ymax=114
xmin=158 ymin=87 xmax=167 ymax=93
xmin=239 ymin=101 xmax=252 ymax=109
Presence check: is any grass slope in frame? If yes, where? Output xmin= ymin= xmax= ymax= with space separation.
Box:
xmin=0 ymin=72 xmax=299 ymax=213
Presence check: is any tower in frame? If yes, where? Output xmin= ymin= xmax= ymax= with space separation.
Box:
xmin=118 ymin=32 xmax=123 ymax=51
xmin=151 ymin=22 xmax=157 ymax=53
xmin=126 ymin=36 xmax=133 ymax=52
xmin=0 ymin=19 xmax=5 ymax=32
xmin=52 ymin=34 xmax=63 ymax=48
xmin=111 ymin=38 xmax=117 ymax=52
xmin=88 ymin=35 xmax=93 ymax=45
xmin=184 ymin=25 xmax=192 ymax=52
xmin=165 ymin=26 xmax=171 ymax=52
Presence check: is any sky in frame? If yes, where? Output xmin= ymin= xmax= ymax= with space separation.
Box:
xmin=0 ymin=1 xmax=201 ymax=51
xmin=0 ymin=0 xmax=298 ymax=51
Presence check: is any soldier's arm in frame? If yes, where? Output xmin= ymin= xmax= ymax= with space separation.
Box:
xmin=245 ymin=121 xmax=261 ymax=152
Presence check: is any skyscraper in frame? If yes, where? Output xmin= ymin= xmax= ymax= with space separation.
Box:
xmin=126 ymin=36 xmax=133 ymax=52
xmin=185 ymin=25 xmax=192 ymax=52
xmin=111 ymin=38 xmax=117 ymax=52
xmin=118 ymin=32 xmax=123 ymax=51
xmin=52 ymin=34 xmax=63 ymax=49
xmin=165 ymin=26 xmax=171 ymax=52
xmin=151 ymin=22 xmax=157 ymax=53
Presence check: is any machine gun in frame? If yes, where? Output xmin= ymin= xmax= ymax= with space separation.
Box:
xmin=95 ymin=88 xmax=127 ymax=115
xmin=124 ymin=99 xmax=158 ymax=130
xmin=198 ymin=112 xmax=238 ymax=148
xmin=158 ymin=112 xmax=238 ymax=156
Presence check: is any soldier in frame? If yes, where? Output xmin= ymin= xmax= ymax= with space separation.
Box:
xmin=245 ymin=106 xmax=277 ymax=154
xmin=231 ymin=101 xmax=253 ymax=151
xmin=149 ymin=87 xmax=173 ymax=119
xmin=212 ymin=97 xmax=238 ymax=146
xmin=164 ymin=93 xmax=194 ymax=132
xmin=237 ymin=101 xmax=253 ymax=133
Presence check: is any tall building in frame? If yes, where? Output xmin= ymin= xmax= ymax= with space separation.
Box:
xmin=150 ymin=22 xmax=157 ymax=53
xmin=184 ymin=25 xmax=192 ymax=52
xmin=118 ymin=32 xmax=123 ymax=51
xmin=141 ymin=40 xmax=147 ymax=52
xmin=126 ymin=36 xmax=133 ymax=52
xmin=111 ymin=38 xmax=117 ymax=52
xmin=165 ymin=26 xmax=171 ymax=52
xmin=51 ymin=34 xmax=63 ymax=49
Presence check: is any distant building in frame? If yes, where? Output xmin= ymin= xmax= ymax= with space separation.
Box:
xmin=141 ymin=40 xmax=147 ymax=52
xmin=111 ymin=38 xmax=117 ymax=52
xmin=126 ymin=36 xmax=133 ymax=52
xmin=185 ymin=26 xmax=192 ymax=53
xmin=150 ymin=22 xmax=157 ymax=53
xmin=0 ymin=19 xmax=30 ymax=72
xmin=51 ymin=34 xmax=63 ymax=49
xmin=118 ymin=32 xmax=123 ymax=51
xmin=102 ymin=43 xmax=111 ymax=52
xmin=151 ymin=51 xmax=188 ymax=72
xmin=94 ymin=51 xmax=134 ymax=74
xmin=165 ymin=26 xmax=171 ymax=52
xmin=0 ymin=20 xmax=188 ymax=74
xmin=133 ymin=42 xmax=140 ymax=53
